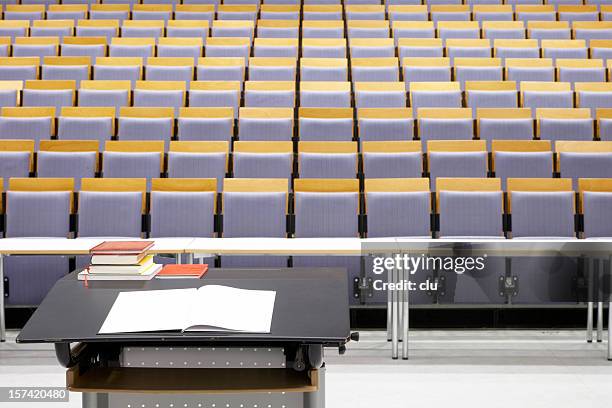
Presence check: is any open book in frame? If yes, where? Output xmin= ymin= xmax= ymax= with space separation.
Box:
xmin=98 ymin=286 xmax=276 ymax=334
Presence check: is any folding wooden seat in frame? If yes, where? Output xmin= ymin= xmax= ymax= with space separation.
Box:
xmin=536 ymin=108 xmax=594 ymax=142
xmin=93 ymin=56 xmax=143 ymax=84
xmin=102 ymin=141 xmax=165 ymax=187
xmin=527 ymin=21 xmax=571 ymax=41
xmin=177 ymin=107 xmax=233 ymax=143
xmin=349 ymin=38 xmax=395 ymax=58
xmin=520 ymin=82 xmax=573 ymax=111
xmin=493 ymin=39 xmax=539 ymax=60
xmin=109 ymin=37 xmax=156 ymax=58
xmin=430 ymin=5 xmax=471 ymax=23
xmin=301 ymin=38 xmax=347 ymax=58
xmin=204 ymin=37 xmax=251 ymax=64
xmin=89 ymin=5 xmax=130 ymax=23
xmin=23 ymin=80 xmax=75 ymax=110
xmin=302 ymin=20 xmax=344 ymax=38
xmin=351 ymin=57 xmax=399 ymax=82
xmin=4 ymin=5 xmax=45 ymax=22
xmin=298 ymin=141 xmax=358 ymax=178
xmin=597 ymin=108 xmax=612 ymax=140
xmin=556 ymin=141 xmax=612 ymax=189
xmin=446 ymin=39 xmax=492 ymax=62
xmin=243 ymin=81 xmax=295 ymax=108
xmin=238 ymin=107 xmax=294 ymax=141
xmin=156 ymin=38 xmax=203 ymax=63
xmin=133 ymin=81 xmax=187 ymax=116
xmin=556 ymin=59 xmax=605 ymax=85
xmin=117 ymin=107 xmax=174 ymax=145
xmin=0 ymin=140 xmax=34 ymax=188
xmin=216 ymin=5 xmax=258 ymax=21
xmin=0 ymin=106 xmax=55 ymax=148
xmin=303 ymin=5 xmax=343 ymax=21
xmin=256 ymin=20 xmax=300 ymax=38
xmin=590 ymin=40 xmax=612 ymax=61
xmin=76 ymin=19 xmax=120 ymax=41
xmin=299 ymin=81 xmax=351 ymax=108
xmin=559 ymin=6 xmax=599 ymax=23
xmin=145 ymin=57 xmax=194 ymax=83
xmin=473 ymin=5 xmax=513 ymax=23
xmin=454 ymin=58 xmax=503 ymax=88
xmin=0 ymin=57 xmax=39 ymax=81
xmin=249 ymin=57 xmax=296 ymax=81
xmin=13 ymin=37 xmax=60 ymax=60
xmin=542 ymin=39 xmax=588 ymax=60
xmin=355 ymin=82 xmax=406 ymax=109
xmin=397 ymin=38 xmax=443 ymax=59
xmin=233 ymin=141 xmax=293 ymax=180
xmin=211 ymin=20 xmax=255 ymax=40
xmin=573 ymin=21 xmax=612 ymax=42
xmin=579 ymin=178 xmax=612 ymax=238
xmin=298 ymin=108 xmax=354 ymax=141
xmin=491 ymin=140 xmax=553 ymax=188
xmin=57 ymin=107 xmax=115 ymax=143
xmin=166 ymin=20 xmax=210 ymax=40
xmin=61 ymin=37 xmax=107 ymax=58
xmin=515 ymin=5 xmax=556 ymax=22
xmin=41 ymin=56 xmax=90 ymax=85
xmin=0 ymin=21 xmax=30 ymax=40
xmin=47 ymin=5 xmax=88 ymax=23
xmin=253 ymin=38 xmax=299 ymax=58
xmin=418 ymin=108 xmax=474 ymax=144
xmin=120 ymin=20 xmax=165 ymax=39
xmin=78 ymin=177 xmax=147 ymax=237
xmin=131 ymin=4 xmax=173 ymax=22
xmin=482 ymin=21 xmax=526 ymax=41
xmin=174 ymin=5 xmax=215 ymax=24
xmin=410 ymin=82 xmax=462 ymax=110
xmin=37 ymin=140 xmax=98 ymax=189
xmin=0 ymin=81 xmax=22 ymax=107
xmin=78 ymin=80 xmax=131 ymax=109
xmin=196 ymin=57 xmax=245 ymax=86
xmin=167 ymin=141 xmax=229 ymax=189
xmin=436 ymin=177 xmax=504 ymax=238
xmin=188 ymin=81 xmax=241 ymax=118
xmin=31 ymin=20 xmax=75 ymax=40
xmin=576 ymin=82 xmax=612 ymax=115
xmin=345 ymin=5 xmax=384 ymax=20
xmin=506 ymin=58 xmax=554 ymax=83
xmin=392 ymin=21 xmax=435 ymax=42
xmin=357 ymin=108 xmax=413 ymax=142
xmin=437 ymin=21 xmax=480 ymax=40
xmin=362 ymin=140 xmax=422 ymax=178
xmin=347 ymin=20 xmax=390 ymax=39
xmin=388 ymin=5 xmax=428 ymax=22
xmin=465 ymin=81 xmax=518 ymax=111
xmin=300 ymin=58 xmax=348 ymax=81
xmin=426 ymin=140 xmax=487 ymax=190
xmin=476 ymin=108 xmax=534 ymax=146
xmin=260 ymin=5 xmax=301 ymax=21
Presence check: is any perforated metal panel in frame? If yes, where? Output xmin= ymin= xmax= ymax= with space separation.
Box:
xmin=120 ymin=347 xmax=287 ymax=369
xmin=108 ymin=392 xmax=303 ymax=408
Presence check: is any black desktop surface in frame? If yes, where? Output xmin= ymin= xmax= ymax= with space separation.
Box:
xmin=17 ymin=268 xmax=350 ymax=345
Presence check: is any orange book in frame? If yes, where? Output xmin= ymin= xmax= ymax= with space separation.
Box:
xmin=156 ymin=264 xmax=209 ymax=279
xmin=90 ymin=241 xmax=154 ymax=255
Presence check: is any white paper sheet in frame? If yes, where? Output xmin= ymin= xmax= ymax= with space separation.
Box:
xmin=98 ymin=286 xmax=276 ymax=334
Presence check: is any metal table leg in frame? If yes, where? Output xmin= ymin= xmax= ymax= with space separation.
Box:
xmin=82 ymin=393 xmax=109 ymax=408
xmin=402 ymin=264 xmax=409 ymax=360
xmin=0 ymin=254 xmax=5 ymax=342
xmin=587 ymin=258 xmax=594 ymax=343
xmin=608 ymin=255 xmax=612 ymax=361
xmin=187 ymin=253 xmax=194 ymax=264
xmin=391 ymin=265 xmax=399 ymax=360
xmin=304 ymin=364 xmax=326 ymax=408
xmin=387 ymin=266 xmax=392 ymax=342
xmin=598 ymin=259 xmax=605 ymax=342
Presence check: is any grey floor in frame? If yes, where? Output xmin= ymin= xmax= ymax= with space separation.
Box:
xmin=1 ymin=329 xmax=612 ymax=408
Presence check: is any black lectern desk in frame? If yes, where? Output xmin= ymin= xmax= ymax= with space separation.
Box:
xmin=17 ymin=268 xmax=351 ymax=408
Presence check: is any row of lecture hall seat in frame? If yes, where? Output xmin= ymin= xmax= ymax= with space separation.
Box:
xmin=1 ymin=21 xmax=612 ymax=42
xmin=3 ymin=105 xmax=612 ymax=143
xmin=1 ymin=4 xmax=612 ymax=24
xmin=3 ymin=79 xmax=612 ymax=110
xmin=2 ymin=175 xmax=612 ymax=305
xmin=2 ymin=139 xmax=612 ymax=191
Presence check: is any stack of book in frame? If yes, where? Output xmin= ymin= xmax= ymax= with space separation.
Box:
xmin=78 ymin=241 xmax=162 ymax=281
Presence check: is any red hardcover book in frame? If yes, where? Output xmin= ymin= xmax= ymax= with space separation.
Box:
xmin=90 ymin=241 xmax=155 ymax=255
xmin=156 ymin=264 xmax=209 ymax=279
